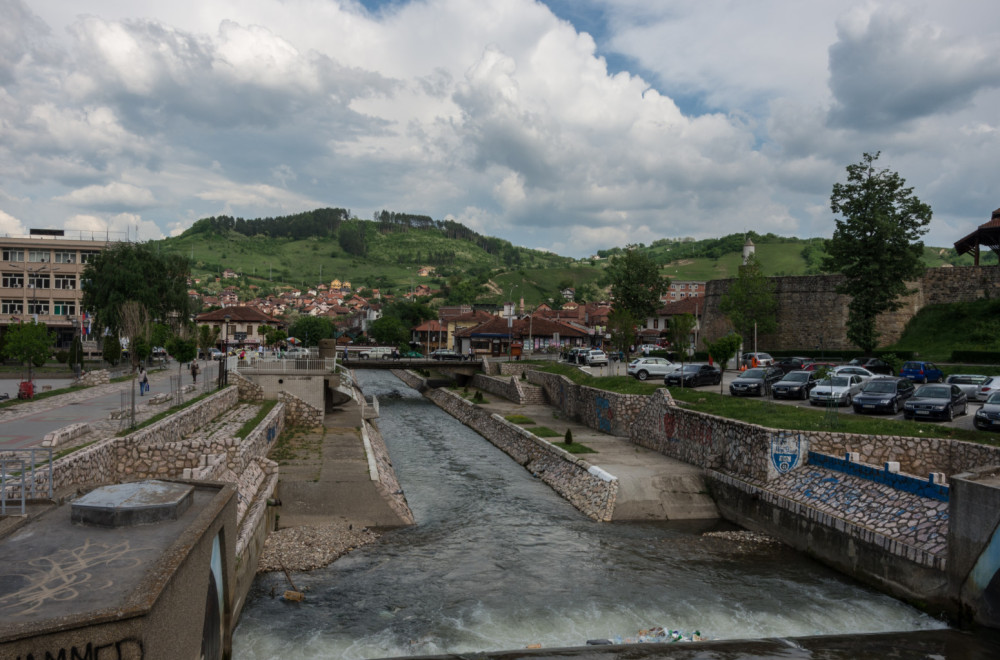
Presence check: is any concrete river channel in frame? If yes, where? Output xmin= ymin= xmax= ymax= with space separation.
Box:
xmin=233 ymin=371 xmax=1000 ymax=659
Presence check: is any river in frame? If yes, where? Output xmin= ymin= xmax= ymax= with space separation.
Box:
xmin=233 ymin=370 xmax=966 ymax=659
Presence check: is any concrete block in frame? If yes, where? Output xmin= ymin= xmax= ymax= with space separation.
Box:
xmin=884 ymin=461 xmax=900 ymax=473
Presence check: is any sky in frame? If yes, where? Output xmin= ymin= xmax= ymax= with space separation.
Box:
xmin=2 ymin=0 xmax=999 ymax=257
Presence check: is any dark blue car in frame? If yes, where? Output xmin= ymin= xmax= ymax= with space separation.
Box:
xmin=899 ymin=361 xmax=943 ymax=384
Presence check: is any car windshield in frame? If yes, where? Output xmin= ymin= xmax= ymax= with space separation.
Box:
xmin=916 ymin=386 xmax=950 ymax=398
xmin=949 ymin=375 xmax=986 ymax=384
xmin=987 ymin=392 xmax=1000 ymax=404
xmin=864 ymin=381 xmax=896 ymax=393
xmin=819 ymin=377 xmax=849 ymax=387
xmin=902 ymin=362 xmax=922 ymax=370
xmin=784 ymin=372 xmax=809 ymax=383
xmin=682 ymin=365 xmax=702 ymax=372
xmin=742 ymin=368 xmax=766 ymax=378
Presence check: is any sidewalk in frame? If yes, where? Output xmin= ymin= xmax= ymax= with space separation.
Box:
xmin=469 ymin=392 xmax=719 ymax=520
xmin=0 ymin=360 xmax=219 ymax=450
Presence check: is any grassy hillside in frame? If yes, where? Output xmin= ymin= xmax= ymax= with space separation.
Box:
xmin=885 ymin=298 xmax=1000 ymax=362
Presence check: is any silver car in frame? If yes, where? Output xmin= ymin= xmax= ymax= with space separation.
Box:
xmin=809 ymin=375 xmax=864 ymax=407
xmin=945 ymin=374 xmax=989 ymax=398
xmin=584 ymin=350 xmax=609 ymax=366
xmin=627 ymin=357 xmax=678 ymax=381
xmin=974 ymin=376 xmax=1000 ymax=402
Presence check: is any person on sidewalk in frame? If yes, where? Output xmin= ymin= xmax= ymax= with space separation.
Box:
xmin=190 ymin=361 xmax=200 ymax=384
xmin=138 ymin=366 xmax=148 ymax=396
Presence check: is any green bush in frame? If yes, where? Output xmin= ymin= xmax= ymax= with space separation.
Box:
xmin=55 ymin=350 xmax=69 ymax=364
xmin=564 ymin=428 xmax=573 ymax=444
xmin=951 ymin=350 xmax=1000 ymax=365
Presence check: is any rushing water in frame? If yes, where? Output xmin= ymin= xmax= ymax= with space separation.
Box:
xmin=233 ymin=371 xmax=951 ymax=659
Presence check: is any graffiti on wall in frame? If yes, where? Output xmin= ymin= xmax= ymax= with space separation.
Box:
xmin=595 ymin=397 xmax=613 ymax=433
xmin=0 ymin=540 xmax=145 ymax=616
xmin=15 ymin=637 xmax=144 ymax=659
xmin=770 ymin=431 xmax=804 ymax=475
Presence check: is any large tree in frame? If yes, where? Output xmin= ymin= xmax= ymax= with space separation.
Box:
xmin=82 ymin=242 xmax=190 ymax=336
xmin=287 ymin=315 xmax=334 ymax=347
xmin=603 ymin=246 xmax=669 ymax=320
xmin=2 ymin=321 xmax=55 ymax=381
xmin=823 ymin=152 xmax=932 ymax=353
xmin=719 ymin=253 xmax=778 ymax=356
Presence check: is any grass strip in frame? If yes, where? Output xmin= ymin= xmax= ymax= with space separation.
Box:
xmin=531 ymin=426 xmax=562 ymax=438
xmin=505 ymin=414 xmax=536 ymax=425
xmin=237 ymin=400 xmax=279 ymax=439
xmin=116 ymin=390 xmax=215 ymax=437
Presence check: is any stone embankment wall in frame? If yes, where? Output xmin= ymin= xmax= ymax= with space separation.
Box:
xmin=471 ymin=373 xmax=546 ymax=405
xmin=426 ymin=387 xmax=618 ymax=521
xmin=700 ymin=265 xmax=1000 ymax=350
xmin=363 ymin=419 xmax=415 ymax=525
xmin=526 ymin=370 xmax=653 ymax=437
xmin=278 ymin=390 xmax=324 ymax=428
xmin=78 ymin=369 xmax=112 ymax=387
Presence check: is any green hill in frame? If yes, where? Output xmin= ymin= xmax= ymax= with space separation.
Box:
xmin=152 ymin=210 xmax=990 ymax=306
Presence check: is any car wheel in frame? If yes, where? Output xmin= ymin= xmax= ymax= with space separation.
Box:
xmin=945 ymin=405 xmax=954 ymax=422
xmin=637 ymin=370 xmax=648 ymax=381
xmin=800 ymin=388 xmax=808 ymax=401
xmin=844 ymin=395 xmax=852 ymax=407
xmin=715 ymin=375 xmax=722 ymax=385
xmin=921 ymin=376 xmax=927 ymax=384
xmin=961 ymin=401 xmax=968 ymax=416
xmin=890 ymin=400 xmax=898 ymax=415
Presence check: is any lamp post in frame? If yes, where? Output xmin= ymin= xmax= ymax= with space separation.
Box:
xmin=223 ymin=313 xmax=231 ymax=354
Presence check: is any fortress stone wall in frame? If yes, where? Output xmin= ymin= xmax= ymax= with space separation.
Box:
xmin=700 ymin=265 xmax=1000 ymax=351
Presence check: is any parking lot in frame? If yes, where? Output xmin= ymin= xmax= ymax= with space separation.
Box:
xmin=580 ymin=358 xmax=984 ymax=433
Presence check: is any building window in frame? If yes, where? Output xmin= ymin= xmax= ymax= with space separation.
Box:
xmin=2 ymin=273 xmax=24 ymax=288
xmin=54 ymin=250 xmax=76 ymax=264
xmin=53 ymin=301 xmax=76 ymax=315
xmin=28 ymin=250 xmax=50 ymax=263
xmin=2 ymin=248 xmax=24 ymax=262
xmin=1 ymin=299 xmax=23 ymax=314
xmin=54 ymin=274 xmax=76 ymax=290
xmin=28 ymin=274 xmax=50 ymax=289
xmin=27 ymin=301 xmax=49 ymax=315
xmin=653 ymin=319 xmax=659 ymax=329
xmin=80 ymin=250 xmax=100 ymax=264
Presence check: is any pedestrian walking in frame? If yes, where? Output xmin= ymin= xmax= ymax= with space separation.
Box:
xmin=191 ymin=361 xmax=200 ymax=384
xmin=138 ymin=366 xmax=148 ymax=396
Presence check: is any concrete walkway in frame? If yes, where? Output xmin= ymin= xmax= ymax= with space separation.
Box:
xmin=273 ymin=399 xmax=410 ymax=530
xmin=471 ymin=393 xmax=719 ymax=521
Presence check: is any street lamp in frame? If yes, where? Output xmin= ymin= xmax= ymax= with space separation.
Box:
xmin=223 ymin=313 xmax=231 ymax=354
xmin=506 ymin=285 xmax=518 ymax=361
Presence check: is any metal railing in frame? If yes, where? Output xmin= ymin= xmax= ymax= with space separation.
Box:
xmin=1 ymin=448 xmax=54 ymax=515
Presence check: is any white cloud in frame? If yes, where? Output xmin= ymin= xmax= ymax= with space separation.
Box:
xmin=0 ymin=209 xmax=28 ymax=235
xmin=3 ymin=0 xmax=999 ymax=257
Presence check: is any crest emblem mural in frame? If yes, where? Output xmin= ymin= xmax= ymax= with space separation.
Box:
xmin=769 ymin=432 xmax=804 ymax=475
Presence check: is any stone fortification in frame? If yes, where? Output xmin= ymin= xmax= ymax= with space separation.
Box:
xmin=426 ymin=387 xmax=619 ymax=521
xmin=700 ymin=265 xmax=1000 ymax=350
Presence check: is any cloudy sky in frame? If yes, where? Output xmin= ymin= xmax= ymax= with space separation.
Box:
xmin=2 ymin=0 xmax=999 ymax=257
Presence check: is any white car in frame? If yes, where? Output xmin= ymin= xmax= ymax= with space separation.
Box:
xmin=636 ymin=344 xmax=662 ymax=355
xmin=831 ymin=365 xmax=876 ymax=381
xmin=975 ymin=376 xmax=1000 ymax=402
xmin=945 ymin=374 xmax=989 ymax=399
xmin=627 ymin=357 xmax=678 ymax=381
xmin=584 ymin=350 xmax=609 ymax=366
xmin=809 ymin=375 xmax=864 ymax=407
xmin=742 ymin=352 xmax=774 ymax=366
xmin=284 ymin=347 xmax=310 ymax=358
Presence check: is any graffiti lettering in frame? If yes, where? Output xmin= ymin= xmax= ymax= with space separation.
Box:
xmin=266 ymin=422 xmax=278 ymax=444
xmin=16 ymin=637 xmax=144 ymax=660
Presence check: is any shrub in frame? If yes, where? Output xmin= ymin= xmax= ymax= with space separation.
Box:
xmin=564 ymin=428 xmax=573 ymax=444
xmin=55 ymin=350 xmax=69 ymax=364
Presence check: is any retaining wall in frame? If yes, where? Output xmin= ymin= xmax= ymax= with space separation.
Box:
xmin=426 ymin=387 xmax=618 ymax=521
xmin=526 ymin=370 xmax=647 ymax=436
xmin=471 ymin=373 xmax=547 ymax=405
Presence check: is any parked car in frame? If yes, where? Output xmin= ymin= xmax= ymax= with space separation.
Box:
xmin=401 ymin=350 xmax=424 ymax=358
xmin=152 ymin=346 xmax=167 ymax=358
xmin=664 ymin=363 xmax=721 ymax=388
xmin=565 ymin=347 xmax=590 ymax=364
xmin=430 ymin=349 xmax=463 ymax=360
xmin=975 ymin=376 xmax=1000 ymax=402
xmin=775 ymin=357 xmax=813 ymax=373
xmin=636 ymin=344 xmax=662 ymax=355
xmin=584 ymin=349 xmax=609 ymax=366
xmin=772 ymin=370 xmax=821 ymax=400
xmin=741 ymin=352 xmax=774 ymax=366
xmin=903 ymin=383 xmax=968 ymax=421
xmin=974 ymin=391 xmax=1000 ymax=431
xmin=899 ymin=360 xmax=944 ymax=384
xmin=809 ymin=375 xmax=864 ymax=407
xmin=627 ymin=357 xmax=677 ymax=381
xmin=284 ymin=347 xmax=310 ymax=358
xmin=847 ymin=357 xmax=894 ymax=375
xmin=945 ymin=374 xmax=989 ymax=398
xmin=851 ymin=376 xmax=915 ymax=415
xmin=729 ymin=366 xmax=784 ymax=397
xmin=831 ymin=365 xmax=877 ymax=382
xmin=802 ymin=361 xmax=838 ymax=373
xmin=208 ymin=348 xmax=224 ymax=359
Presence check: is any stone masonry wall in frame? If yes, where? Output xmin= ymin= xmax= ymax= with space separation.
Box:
xmin=427 ymin=387 xmax=619 ymax=521
xmin=526 ymin=370 xmax=654 ymax=436
xmin=364 ymin=419 xmax=415 ymax=525
xmin=700 ymin=265 xmax=1000 ymax=351
xmin=278 ymin=390 xmax=324 ymax=428
xmin=231 ymin=370 xmax=264 ymax=403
